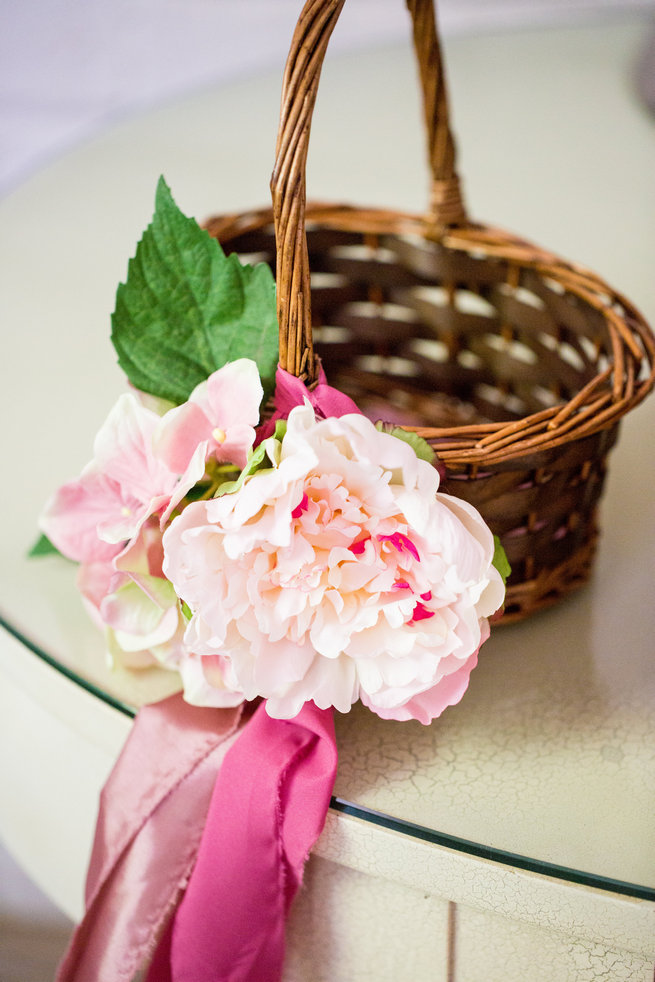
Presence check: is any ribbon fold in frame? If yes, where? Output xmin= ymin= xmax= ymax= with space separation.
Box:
xmin=149 ymin=699 xmax=337 ymax=982
xmin=56 ymin=695 xmax=337 ymax=982
xmin=56 ymin=694 xmax=246 ymax=982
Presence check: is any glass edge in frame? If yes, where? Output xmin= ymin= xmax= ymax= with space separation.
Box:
xmin=0 ymin=614 xmax=137 ymax=718
xmin=4 ymin=616 xmax=653 ymax=902
xmin=330 ymin=798 xmax=655 ymax=902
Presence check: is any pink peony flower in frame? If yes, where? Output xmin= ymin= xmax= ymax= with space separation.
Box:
xmin=163 ymin=404 xmax=505 ymax=723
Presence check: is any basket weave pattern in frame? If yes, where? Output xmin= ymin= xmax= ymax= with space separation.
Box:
xmin=205 ymin=0 xmax=655 ymax=622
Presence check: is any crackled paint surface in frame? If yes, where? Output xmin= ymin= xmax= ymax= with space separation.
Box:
xmin=283 ymin=840 xmax=654 ymax=982
xmin=333 ymin=585 xmax=655 ymax=889
xmin=294 ymin=813 xmax=655 ymax=982
xmin=313 ymin=813 xmax=655 ymax=962
xmin=455 ymin=905 xmax=654 ymax=982
xmin=284 ymin=856 xmax=450 ymax=982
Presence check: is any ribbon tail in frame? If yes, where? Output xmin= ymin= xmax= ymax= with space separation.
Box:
xmin=55 ymin=693 xmax=245 ymax=982
xmin=163 ymin=700 xmax=338 ymax=982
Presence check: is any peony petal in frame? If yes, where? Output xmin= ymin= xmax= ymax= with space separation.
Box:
xmin=258 ymin=364 xmax=361 ymax=440
xmin=265 ymin=653 xmax=359 ymax=719
xmin=361 ymin=649 xmax=480 ymax=724
xmin=180 ymin=655 xmax=244 ymax=708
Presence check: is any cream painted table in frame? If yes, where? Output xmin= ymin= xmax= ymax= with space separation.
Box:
xmin=1 ymin=17 xmax=654 ymax=982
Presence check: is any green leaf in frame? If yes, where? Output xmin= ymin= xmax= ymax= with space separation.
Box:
xmin=28 ymin=533 xmax=64 ymax=559
xmin=214 ymin=427 xmax=286 ymax=498
xmin=376 ymin=422 xmax=436 ymax=464
xmin=111 ymin=177 xmax=279 ymax=405
xmin=272 ymin=418 xmax=288 ymax=442
xmin=214 ymin=441 xmax=270 ymax=498
xmin=492 ymin=535 xmax=512 ymax=585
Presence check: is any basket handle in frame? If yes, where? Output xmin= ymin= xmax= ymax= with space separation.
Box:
xmin=270 ymin=0 xmax=467 ymax=381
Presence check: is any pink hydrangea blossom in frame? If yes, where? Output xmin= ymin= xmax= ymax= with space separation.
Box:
xmin=40 ymin=392 xmax=180 ymax=562
xmin=39 ymin=392 xmax=185 ymax=666
xmin=77 ymin=521 xmax=187 ymax=670
xmin=163 ymin=404 xmax=505 ymax=723
xmin=156 ymin=359 xmax=263 ymax=519
xmin=39 ymin=362 xmax=263 ymax=671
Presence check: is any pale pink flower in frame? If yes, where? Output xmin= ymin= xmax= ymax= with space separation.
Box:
xmin=174 ymin=653 xmax=245 ymax=709
xmin=39 ymin=391 xmax=184 ymax=671
xmin=39 ymin=364 xmax=263 ymax=673
xmin=40 ymin=393 xmax=180 ymax=562
xmin=156 ymin=359 xmax=263 ymax=518
xmin=163 ymin=405 xmax=505 ymax=723
xmin=76 ymin=521 xmax=187 ymax=670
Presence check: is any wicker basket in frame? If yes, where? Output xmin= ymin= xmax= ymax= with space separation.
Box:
xmin=205 ymin=0 xmax=655 ymax=622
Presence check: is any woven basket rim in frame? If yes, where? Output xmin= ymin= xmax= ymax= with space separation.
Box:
xmin=206 ymin=200 xmax=655 ymax=467
xmin=259 ymin=0 xmax=655 ymax=469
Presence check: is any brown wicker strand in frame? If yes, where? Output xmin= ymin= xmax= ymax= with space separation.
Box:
xmin=272 ymin=0 xmax=468 ymax=382
xmin=471 ymin=396 xmax=614 ymax=464
xmin=406 ymin=0 xmax=467 ymax=230
xmin=271 ymin=0 xmax=345 ymax=382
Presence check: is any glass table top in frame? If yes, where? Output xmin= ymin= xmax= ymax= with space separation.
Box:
xmin=1 ymin=20 xmax=654 ymax=903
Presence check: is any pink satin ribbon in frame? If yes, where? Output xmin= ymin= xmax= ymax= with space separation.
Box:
xmin=258 ymin=364 xmax=362 ymax=440
xmin=148 ymin=699 xmax=338 ymax=982
xmin=56 ymin=693 xmax=246 ymax=982
xmin=56 ymin=695 xmax=337 ymax=982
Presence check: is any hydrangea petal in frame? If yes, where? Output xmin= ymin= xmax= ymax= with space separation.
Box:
xmin=40 ymin=475 xmax=125 ymax=564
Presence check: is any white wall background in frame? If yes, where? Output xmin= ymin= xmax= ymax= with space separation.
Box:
xmin=2 ymin=0 xmax=654 ymax=195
